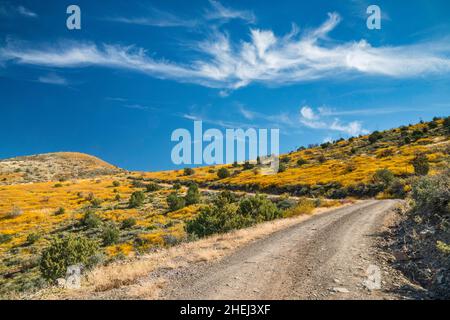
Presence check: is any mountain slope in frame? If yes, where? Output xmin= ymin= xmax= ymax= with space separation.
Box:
xmin=145 ymin=118 xmax=449 ymax=198
xmin=0 ymin=152 xmax=123 ymax=185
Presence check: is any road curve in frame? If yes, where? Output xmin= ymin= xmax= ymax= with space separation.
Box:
xmin=161 ymin=200 xmax=400 ymax=300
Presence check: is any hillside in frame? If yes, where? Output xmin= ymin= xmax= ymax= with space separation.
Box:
xmin=0 ymin=152 xmax=123 ymax=185
xmin=146 ymin=118 xmax=450 ymax=198
xmin=0 ymin=117 xmax=448 ymax=297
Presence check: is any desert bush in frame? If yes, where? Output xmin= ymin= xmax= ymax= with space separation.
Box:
xmin=243 ymin=161 xmax=255 ymax=170
xmin=317 ymin=154 xmax=326 ymax=163
xmin=213 ymin=190 xmax=237 ymax=206
xmin=121 ymin=218 xmax=136 ymax=229
xmin=39 ymin=235 xmax=99 ymax=281
xmin=146 ymin=183 xmax=161 ymax=192
xmin=411 ymin=172 xmax=450 ymax=216
xmin=372 ymin=169 xmax=395 ymax=187
xmin=187 ymin=195 xmax=280 ymax=237
xmin=387 ymin=179 xmax=406 ymax=199
xmin=114 ymin=194 xmax=121 ymax=201
xmin=276 ymin=198 xmax=297 ymax=210
xmin=172 ymin=183 xmax=181 ymax=190
xmin=167 ymin=193 xmax=186 ymax=211
xmin=283 ymin=198 xmax=315 ymax=217
xmin=428 ymin=121 xmax=438 ymax=129
xmin=183 ymin=167 xmax=194 ymax=176
xmin=185 ymin=183 xmax=200 ymax=205
xmin=6 ymin=205 xmax=23 ymax=219
xmin=129 ymin=191 xmax=145 ymax=208
xmin=368 ymin=131 xmax=383 ymax=143
xmin=53 ymin=183 xmax=63 ymax=188
xmin=0 ymin=233 xmax=13 ymax=244
xmin=80 ymin=210 xmax=102 ymax=229
xmin=112 ymin=181 xmax=120 ymax=187
xmin=131 ymin=179 xmax=146 ymax=188
xmin=278 ymin=163 xmax=287 ymax=173
xmin=411 ymin=129 xmax=424 ymax=140
xmin=101 ymin=224 xmax=120 ymax=246
xmin=163 ymin=234 xmax=180 ymax=246
xmin=26 ymin=233 xmax=40 ymax=245
xmin=412 ymin=153 xmax=430 ymax=176
xmin=217 ymin=167 xmax=231 ymax=179
xmin=296 ymin=158 xmax=308 ymax=166
xmin=280 ymin=156 xmax=291 ymax=163
xmin=443 ymin=116 xmax=450 ymax=132
xmin=186 ymin=203 xmax=245 ymax=237
xmin=90 ymin=198 xmax=102 ymax=208
xmin=238 ymin=195 xmax=281 ymax=223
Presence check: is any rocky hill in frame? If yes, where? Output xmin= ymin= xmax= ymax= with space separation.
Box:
xmin=0 ymin=152 xmax=123 ymax=185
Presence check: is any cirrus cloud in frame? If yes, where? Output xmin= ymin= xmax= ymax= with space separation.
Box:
xmin=1 ymin=13 xmax=450 ymax=90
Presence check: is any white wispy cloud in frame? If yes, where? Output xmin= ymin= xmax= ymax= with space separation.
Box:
xmin=105 ymin=7 xmax=197 ymax=28
xmin=1 ymin=13 xmax=450 ymax=89
xmin=299 ymin=105 xmax=368 ymax=136
xmin=0 ymin=4 xmax=37 ymax=18
xmin=123 ymin=104 xmax=149 ymax=110
xmin=17 ymin=5 xmax=37 ymax=17
xmin=37 ymin=73 xmax=68 ymax=85
xmin=205 ymin=0 xmax=256 ymax=24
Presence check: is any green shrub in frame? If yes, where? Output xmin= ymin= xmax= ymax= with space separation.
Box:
xmin=372 ymin=169 xmax=395 ymax=187
xmin=185 ymin=183 xmax=200 ymax=205
xmin=115 ymin=194 xmax=121 ymax=201
xmin=412 ymin=154 xmax=430 ymax=176
xmin=26 ymin=233 xmax=40 ymax=245
xmin=53 ymin=183 xmax=63 ymax=188
xmin=213 ymin=190 xmax=237 ymax=206
xmin=80 ymin=210 xmax=101 ymax=229
xmin=243 ymin=161 xmax=255 ymax=170
xmin=112 ymin=181 xmax=120 ymax=187
xmin=296 ymin=158 xmax=308 ymax=166
xmin=217 ymin=167 xmax=231 ymax=179
xmin=443 ymin=116 xmax=450 ymax=132
xmin=172 ymin=183 xmax=182 ymax=190
xmin=131 ymin=179 xmax=146 ymax=188
xmin=90 ymin=198 xmax=102 ymax=208
xmin=186 ymin=195 xmax=280 ymax=238
xmin=54 ymin=207 xmax=65 ymax=215
xmin=317 ymin=154 xmax=327 ymax=163
xmin=101 ymin=224 xmax=120 ymax=246
xmin=412 ymin=129 xmax=424 ymax=140
xmin=186 ymin=203 xmax=245 ymax=237
xmin=411 ymin=172 xmax=449 ymax=215
xmin=39 ymin=235 xmax=99 ymax=281
xmin=146 ymin=183 xmax=161 ymax=192
xmin=129 ymin=191 xmax=145 ymax=208
xmin=0 ymin=233 xmax=13 ymax=244
xmin=387 ymin=179 xmax=406 ymax=199
xmin=278 ymin=163 xmax=287 ymax=173
xmin=368 ymin=131 xmax=382 ymax=143
xmin=238 ymin=195 xmax=281 ymax=223
xmin=183 ymin=167 xmax=194 ymax=176
xmin=167 ymin=193 xmax=186 ymax=211
xmin=121 ymin=218 xmax=136 ymax=229
xmin=280 ymin=156 xmax=291 ymax=163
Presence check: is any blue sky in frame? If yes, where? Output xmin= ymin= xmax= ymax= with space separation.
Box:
xmin=0 ymin=0 xmax=449 ymax=171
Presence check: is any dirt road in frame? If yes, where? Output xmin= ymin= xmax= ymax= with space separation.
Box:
xmin=161 ymin=200 xmax=402 ymax=300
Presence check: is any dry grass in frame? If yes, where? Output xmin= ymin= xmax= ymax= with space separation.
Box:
xmin=30 ymin=203 xmax=352 ymax=300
